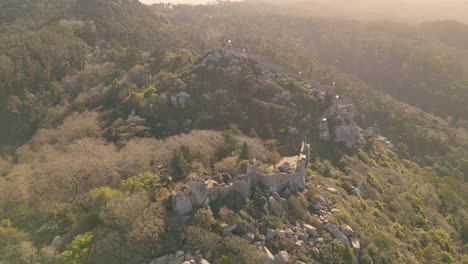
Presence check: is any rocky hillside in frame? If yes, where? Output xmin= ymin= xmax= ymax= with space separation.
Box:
xmin=0 ymin=1 xmax=466 ymax=264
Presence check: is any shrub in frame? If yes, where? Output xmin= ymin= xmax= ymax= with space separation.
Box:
xmin=367 ymin=172 xmax=383 ymax=193
xmin=215 ymin=156 xmax=239 ymax=172
xmin=404 ymin=192 xmax=426 ymax=219
xmin=171 ymin=147 xmax=191 ymax=180
xmin=120 ymin=172 xmax=161 ymax=193
xmin=239 ymin=142 xmax=250 ymax=160
xmin=192 ymin=208 xmax=215 ymax=230
xmin=89 ymin=187 xmax=118 ymax=211
xmin=184 ymin=226 xmax=221 ymax=256
xmin=219 ymin=236 xmax=263 ymax=263
xmin=287 ymin=194 xmax=309 ymax=222
xmin=56 ymin=232 xmax=93 ymax=264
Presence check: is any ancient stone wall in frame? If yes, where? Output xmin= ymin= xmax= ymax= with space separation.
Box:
xmin=172 ymin=149 xmax=308 ymax=216
xmin=257 ymin=170 xmax=305 ymax=192
xmin=206 ymin=185 xmax=231 ymax=202
xmin=232 ymin=181 xmax=251 ymax=199
xmin=189 ymin=181 xmax=208 ymax=208
xmin=171 ymin=192 xmax=193 ymax=216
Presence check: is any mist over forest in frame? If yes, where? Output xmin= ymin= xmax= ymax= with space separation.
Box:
xmin=141 ymin=0 xmax=468 ymax=24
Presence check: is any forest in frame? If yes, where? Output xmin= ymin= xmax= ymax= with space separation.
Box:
xmin=0 ymin=0 xmax=466 ymax=263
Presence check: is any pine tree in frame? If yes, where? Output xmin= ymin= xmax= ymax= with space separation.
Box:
xmin=171 ymin=147 xmax=190 ymax=180
xmin=239 ymin=142 xmax=250 ymax=160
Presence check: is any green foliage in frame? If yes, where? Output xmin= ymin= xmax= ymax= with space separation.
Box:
xmin=192 ymin=208 xmax=215 ymax=230
xmin=331 ymin=239 xmax=354 ymax=264
xmin=0 ymin=219 xmax=35 ymax=263
xmin=56 ymin=232 xmax=93 ymax=264
xmin=106 ymin=116 xmax=150 ymax=142
xmin=287 ymin=194 xmax=309 ymax=222
xmin=404 ymin=192 xmax=426 ymax=219
xmin=184 ymin=226 xmax=222 ymax=256
xmin=219 ymin=236 xmax=264 ymax=263
xmin=120 ymin=172 xmax=162 ymax=193
xmin=366 ymin=172 xmax=383 ymax=193
xmin=220 ymin=254 xmax=236 ymax=264
xmin=239 ymin=142 xmax=250 ymax=160
xmin=90 ymin=187 xmax=118 ymax=210
xmin=357 ymin=149 xmax=373 ymax=164
xmin=223 ymin=125 xmax=241 ymax=155
xmin=171 ymin=147 xmax=191 ymax=180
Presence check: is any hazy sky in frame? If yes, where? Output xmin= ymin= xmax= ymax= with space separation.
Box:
xmin=139 ymin=0 xmax=242 ymax=4
xmin=139 ymin=0 xmax=464 ymax=4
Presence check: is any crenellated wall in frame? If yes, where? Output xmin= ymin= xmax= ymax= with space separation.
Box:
xmin=171 ymin=143 xmax=309 ymax=216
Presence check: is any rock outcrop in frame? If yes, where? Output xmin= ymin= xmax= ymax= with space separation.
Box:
xmin=261 ymin=246 xmax=275 ymax=264
xmin=151 ymin=251 xmax=210 ymax=264
xmin=324 ymin=223 xmax=350 ymax=247
xmin=274 ymin=251 xmax=289 ymax=264
xmin=341 ymin=224 xmax=354 ymax=237
xmin=171 ymin=91 xmax=191 ymax=109
xmin=334 ymin=124 xmax=359 ymax=149
xmin=200 ymin=47 xmax=242 ymax=68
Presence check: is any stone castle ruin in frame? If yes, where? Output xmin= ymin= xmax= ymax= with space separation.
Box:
xmin=171 ymin=142 xmax=310 ymax=216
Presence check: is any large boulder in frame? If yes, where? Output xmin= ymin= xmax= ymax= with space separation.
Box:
xmin=273 ymin=90 xmax=292 ymax=104
xmin=337 ymin=104 xmax=356 ymax=121
xmin=268 ymin=196 xmax=284 ymax=217
xmin=278 ymin=162 xmax=291 ymax=173
xmin=334 ymin=124 xmax=359 ymax=149
xmin=266 ymin=228 xmax=276 ymax=241
xmin=325 ymin=223 xmax=350 ymax=247
xmin=171 ymin=92 xmax=191 ymax=109
xmin=151 ymin=254 xmax=170 ymax=264
xmin=175 ymin=250 xmax=185 ymax=259
xmin=274 ymin=251 xmax=289 ymax=264
xmin=351 ymin=237 xmax=361 ymax=251
xmin=351 ymin=187 xmax=363 ymax=198
xmin=222 ymin=224 xmax=237 ymax=237
xmin=319 ymin=120 xmax=330 ymax=141
xmin=341 ymin=224 xmax=354 ymax=237
xmin=51 ymin=235 xmax=61 ymax=249
xmin=295 ymin=240 xmax=305 ymax=247
xmin=243 ymin=232 xmax=255 ymax=243
xmin=303 ymin=224 xmax=317 ymax=237
xmin=261 ymin=246 xmax=275 ymax=264
xmin=364 ymin=126 xmax=375 ymax=141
